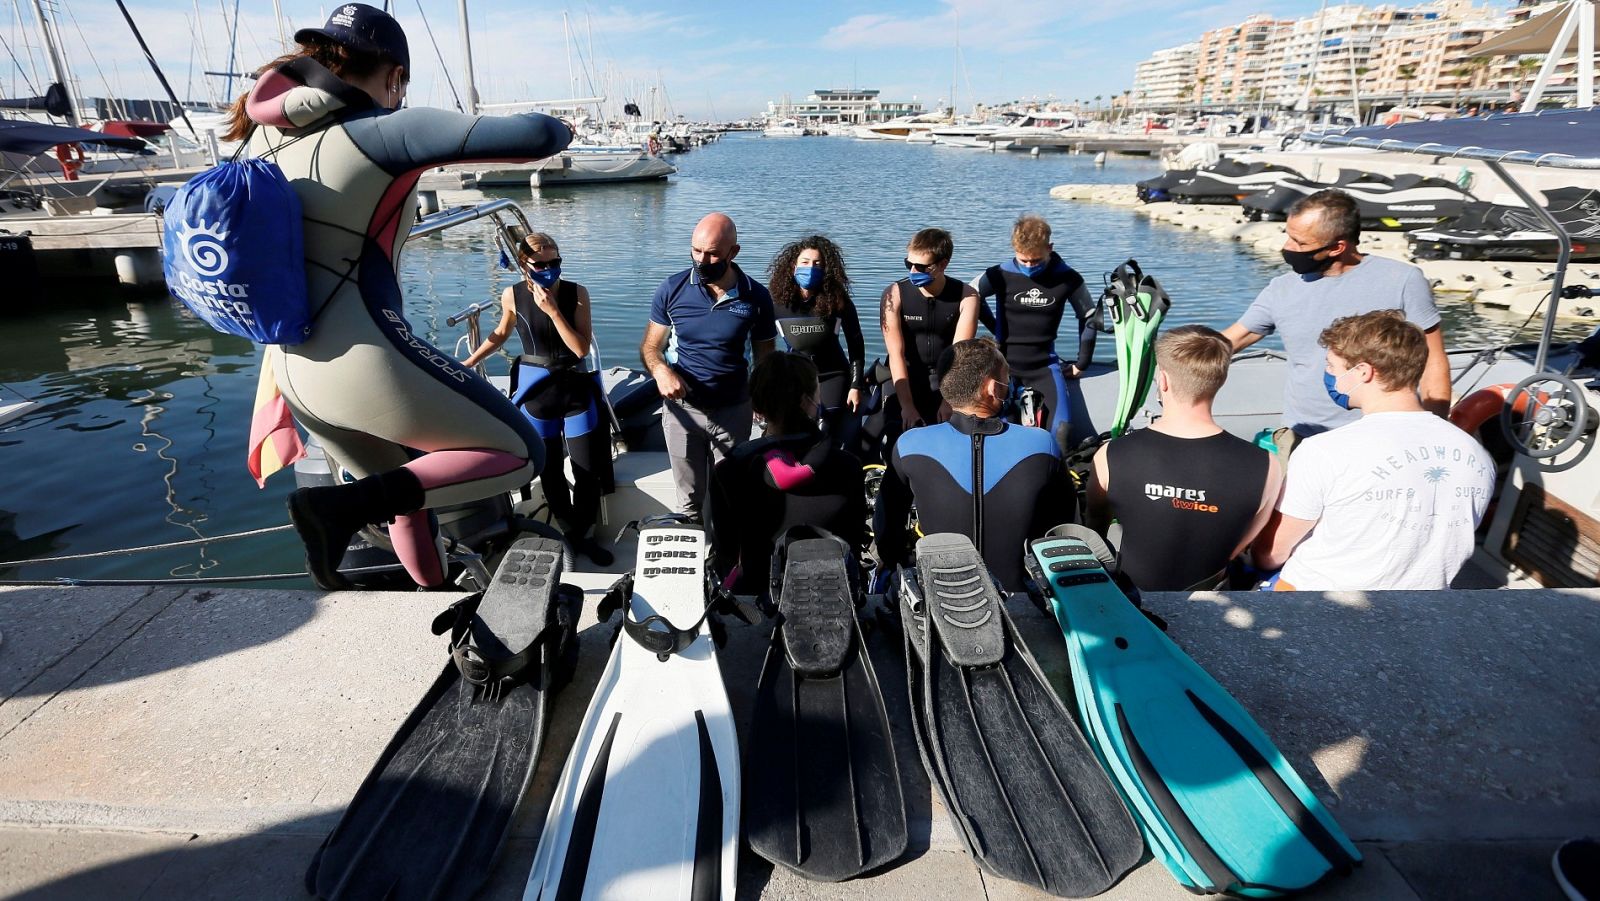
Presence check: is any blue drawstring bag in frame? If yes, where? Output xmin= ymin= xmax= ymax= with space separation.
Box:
xmin=162 ymin=158 xmax=310 ymax=344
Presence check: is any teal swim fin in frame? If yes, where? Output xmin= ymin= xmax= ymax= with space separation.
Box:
xmin=1102 ymin=260 xmax=1170 ymax=438
xmin=1026 ymin=526 xmax=1361 ymax=897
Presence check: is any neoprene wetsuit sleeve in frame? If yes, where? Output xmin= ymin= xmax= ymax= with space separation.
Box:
xmin=973 ymin=270 xmax=998 ymax=335
xmin=1070 ymin=281 xmax=1098 ymax=371
xmin=873 ymin=449 xmax=914 ymax=567
xmin=352 ymin=108 xmax=572 ymax=174
xmin=840 ymin=296 xmax=867 ymax=389
xmin=1031 ymin=457 xmax=1078 ymax=537
xmin=706 ymin=459 xmax=738 ymax=580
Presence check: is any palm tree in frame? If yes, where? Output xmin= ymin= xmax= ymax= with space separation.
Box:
xmin=1516 ymin=55 xmax=1545 ymax=108
xmin=1397 ymin=62 xmax=1418 ymax=108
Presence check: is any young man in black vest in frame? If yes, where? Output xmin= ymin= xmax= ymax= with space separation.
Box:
xmin=974 ymin=214 xmax=1098 ymax=456
xmin=1087 ymin=325 xmax=1281 ymax=591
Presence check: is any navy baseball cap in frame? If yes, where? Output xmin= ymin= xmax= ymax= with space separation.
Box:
xmin=295 ymin=4 xmax=410 ymax=71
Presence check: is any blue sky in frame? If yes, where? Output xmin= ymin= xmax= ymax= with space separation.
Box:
xmin=27 ymin=1 xmax=1506 ymax=119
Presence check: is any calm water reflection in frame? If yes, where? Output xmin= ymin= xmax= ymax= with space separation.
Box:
xmin=0 ymin=134 xmax=1585 ymax=582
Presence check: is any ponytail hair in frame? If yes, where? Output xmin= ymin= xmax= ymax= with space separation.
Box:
xmin=221 ymin=39 xmax=391 ymax=142
xmin=750 ymin=352 xmax=820 ymax=435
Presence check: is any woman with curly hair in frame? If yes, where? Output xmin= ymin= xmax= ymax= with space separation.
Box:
xmin=766 ymin=236 xmax=866 ymax=441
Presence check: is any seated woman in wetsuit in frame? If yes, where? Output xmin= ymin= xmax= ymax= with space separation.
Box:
xmin=463 ymin=233 xmax=614 ymax=565
xmin=765 ymin=235 xmax=866 ymax=447
xmin=707 ymin=352 xmax=866 ymax=594
xmin=880 ymin=227 xmax=980 ymax=440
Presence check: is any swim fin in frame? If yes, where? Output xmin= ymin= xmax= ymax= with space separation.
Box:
xmin=525 ymin=518 xmax=749 ymax=900
xmin=307 ymin=536 xmax=579 ymax=901
xmin=1103 ymin=259 xmax=1171 ymax=438
xmin=898 ymin=533 xmax=1144 ymax=897
xmin=1026 ymin=526 xmax=1362 ymax=897
xmin=744 ymin=527 xmax=907 ymax=881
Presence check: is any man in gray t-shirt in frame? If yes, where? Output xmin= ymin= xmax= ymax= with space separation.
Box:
xmin=1224 ymin=189 xmax=1450 ymax=438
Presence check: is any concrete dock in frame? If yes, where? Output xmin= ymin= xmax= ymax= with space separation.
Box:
xmin=1 ymin=575 xmax=1596 ymax=900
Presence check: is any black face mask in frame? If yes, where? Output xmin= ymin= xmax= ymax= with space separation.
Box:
xmin=1281 ymin=241 xmax=1340 ymax=276
xmin=694 ymin=257 xmax=729 ymax=282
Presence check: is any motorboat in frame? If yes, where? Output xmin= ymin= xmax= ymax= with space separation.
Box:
xmin=762 ymin=118 xmax=806 ymax=137
xmin=1409 ymin=187 xmax=1600 ymax=263
xmin=1305 ymin=108 xmax=1600 ymax=588
xmin=1163 ymin=160 xmax=1306 ymax=205
xmin=929 ymin=123 xmax=1011 ymax=150
xmin=856 ymin=114 xmax=948 ymax=140
xmin=1241 ymin=171 xmax=1476 ymax=230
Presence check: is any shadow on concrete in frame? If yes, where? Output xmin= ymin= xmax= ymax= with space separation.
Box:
xmin=0 ymin=585 xmax=322 ymax=702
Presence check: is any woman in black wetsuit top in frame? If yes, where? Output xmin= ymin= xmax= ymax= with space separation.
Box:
xmin=463 ymin=233 xmax=614 ymax=565
xmin=880 ymin=227 xmax=981 ymax=437
xmin=708 ymin=353 xmax=866 ymax=593
xmin=766 ymin=235 xmax=866 ymax=444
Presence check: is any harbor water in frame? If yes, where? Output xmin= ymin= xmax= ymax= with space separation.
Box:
xmin=1 ymin=133 xmax=1588 ymax=585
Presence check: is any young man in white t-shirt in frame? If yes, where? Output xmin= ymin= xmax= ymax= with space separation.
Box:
xmin=1253 ymin=310 xmax=1495 ymax=590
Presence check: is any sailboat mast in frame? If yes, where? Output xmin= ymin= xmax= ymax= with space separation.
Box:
xmin=270 ymin=0 xmax=288 ymax=52
xmin=563 ymin=12 xmax=576 ymax=98
xmin=29 ymin=0 xmax=77 ymax=124
xmin=457 ymin=0 xmax=477 ymax=114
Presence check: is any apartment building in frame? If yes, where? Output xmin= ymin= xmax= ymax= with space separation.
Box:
xmin=1368 ymin=3 xmax=1506 ymax=102
xmin=1131 ymin=43 xmax=1200 ymax=108
xmin=1125 ymin=0 xmax=1595 ymax=111
xmin=1194 ymin=14 xmax=1295 ymax=105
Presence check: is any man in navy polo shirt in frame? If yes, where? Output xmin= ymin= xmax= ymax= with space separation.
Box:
xmin=641 ymin=212 xmax=777 ymax=518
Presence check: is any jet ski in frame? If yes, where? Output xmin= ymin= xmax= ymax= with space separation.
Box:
xmin=1136 ymin=169 xmax=1193 ymax=203
xmin=1164 ymin=160 xmax=1304 ymax=205
xmin=1242 ymin=173 xmax=1475 ymax=230
xmin=1408 ymin=186 xmax=1600 ymax=263
xmin=1239 ymin=169 xmax=1393 ymax=221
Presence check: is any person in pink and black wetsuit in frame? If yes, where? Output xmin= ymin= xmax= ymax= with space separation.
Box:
xmin=708 ymin=352 xmax=866 ymax=594
xmin=223 ymin=4 xmax=574 ymax=589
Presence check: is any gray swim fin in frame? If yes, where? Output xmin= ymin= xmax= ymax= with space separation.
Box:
xmin=899 ymin=533 xmax=1144 ymax=897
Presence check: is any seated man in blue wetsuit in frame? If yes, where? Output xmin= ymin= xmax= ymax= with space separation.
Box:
xmin=875 ymin=337 xmax=1074 ymax=592
xmin=974 ymin=214 xmax=1098 ymax=456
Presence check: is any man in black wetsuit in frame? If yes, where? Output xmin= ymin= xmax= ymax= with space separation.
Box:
xmin=974 ymin=214 xmax=1098 ymax=456
xmin=879 ymin=227 xmax=981 ymax=435
xmin=1087 ymin=325 xmax=1281 ymax=591
xmin=876 ymin=337 xmax=1074 ymax=592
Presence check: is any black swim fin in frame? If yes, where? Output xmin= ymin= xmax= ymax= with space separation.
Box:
xmin=744 ymin=528 xmax=907 ymax=881
xmin=306 ymin=536 xmax=577 ymax=901
xmin=899 ymin=533 xmax=1144 ymax=897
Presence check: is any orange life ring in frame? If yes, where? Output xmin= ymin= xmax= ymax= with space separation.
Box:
xmin=1449 ymin=382 xmax=1546 ymax=436
xmin=54 ymin=142 xmax=86 ymax=181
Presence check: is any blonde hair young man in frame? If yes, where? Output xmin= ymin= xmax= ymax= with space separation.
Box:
xmin=1088 ymin=325 xmax=1281 ymax=591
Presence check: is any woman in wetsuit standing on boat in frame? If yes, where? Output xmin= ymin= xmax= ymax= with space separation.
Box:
xmin=766 ymin=236 xmax=866 ymax=447
xmin=224 ymin=4 xmax=573 ymax=589
xmin=462 ymin=234 xmax=614 ymax=566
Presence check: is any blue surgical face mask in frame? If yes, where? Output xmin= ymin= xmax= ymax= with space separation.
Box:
xmin=907 ymin=271 xmax=934 ymax=288
xmin=527 ymin=266 xmax=560 ymax=288
xmin=794 ymin=264 xmax=822 ymax=291
xmin=1323 ymin=370 xmax=1353 ymax=410
xmin=1017 ymin=258 xmax=1048 ymax=278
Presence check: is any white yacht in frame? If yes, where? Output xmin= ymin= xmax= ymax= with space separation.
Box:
xmin=762 ymin=119 xmax=806 ymax=137
xmin=929 ymin=122 xmax=1011 ymax=150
